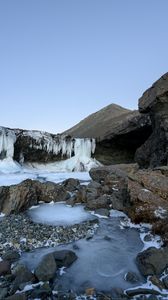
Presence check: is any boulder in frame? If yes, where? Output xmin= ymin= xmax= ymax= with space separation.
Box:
xmin=136 ymin=247 xmax=168 ymax=276
xmin=2 ymin=250 xmax=20 ymax=263
xmin=62 ymin=178 xmax=80 ymax=192
xmin=0 ymin=260 xmax=11 ymax=276
xmin=34 ymin=253 xmax=57 ymax=281
xmin=135 ymin=72 xmax=168 ymax=168
xmin=0 ymin=179 xmax=69 ymax=215
xmin=52 ymin=250 xmax=77 ymax=267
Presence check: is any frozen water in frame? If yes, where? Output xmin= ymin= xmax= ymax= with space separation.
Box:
xmin=0 ymin=127 xmax=16 ymax=159
xmin=21 ymin=215 xmax=144 ymax=293
xmin=0 ymin=171 xmax=91 ymax=186
xmin=28 ymin=203 xmax=94 ymax=226
xmin=0 ymin=158 xmax=21 ymax=174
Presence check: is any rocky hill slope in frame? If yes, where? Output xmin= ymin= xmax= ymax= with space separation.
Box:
xmin=64 ymin=103 xmax=131 ymax=140
xmin=64 ymin=104 xmax=152 ymax=165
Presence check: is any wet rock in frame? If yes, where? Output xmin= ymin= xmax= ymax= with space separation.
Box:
xmin=62 ymin=178 xmax=80 ymax=192
xmin=86 ymin=194 xmax=112 ymax=210
xmin=0 ymin=260 xmax=11 ymax=276
xmin=126 ymin=288 xmax=161 ymax=297
xmin=6 ymin=293 xmax=27 ymax=300
xmin=94 ymin=208 xmax=110 ymax=217
xmin=124 ymin=271 xmax=139 ymax=283
xmin=2 ymin=250 xmax=20 ymax=263
xmin=12 ymin=263 xmax=35 ymax=285
xmin=30 ymin=282 xmax=52 ymax=299
xmin=53 ymin=250 xmax=77 ymax=267
xmin=136 ymin=247 xmax=168 ymax=276
xmin=135 ymin=72 xmax=168 ymax=168
xmin=34 ymin=253 xmax=57 ymax=281
xmin=149 ymin=275 xmax=165 ymax=290
xmin=162 ymin=275 xmax=168 ymax=289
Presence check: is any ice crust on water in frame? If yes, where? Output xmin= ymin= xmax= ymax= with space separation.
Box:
xmin=21 ymin=215 xmax=144 ymax=292
xmin=28 ymin=203 xmax=94 ymax=226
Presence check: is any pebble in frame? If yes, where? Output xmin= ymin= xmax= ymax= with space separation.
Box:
xmin=0 ymin=213 xmax=99 ymax=256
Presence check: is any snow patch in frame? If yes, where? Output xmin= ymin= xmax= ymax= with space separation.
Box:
xmin=155 ymin=206 xmax=167 ymax=219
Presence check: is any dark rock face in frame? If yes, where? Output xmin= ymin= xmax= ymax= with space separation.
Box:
xmin=14 ymin=131 xmax=73 ymax=163
xmin=136 ymin=247 xmax=168 ymax=276
xmin=64 ymin=104 xmax=152 ymax=165
xmin=135 ymin=72 xmax=168 ymax=168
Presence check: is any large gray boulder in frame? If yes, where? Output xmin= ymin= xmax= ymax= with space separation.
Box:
xmin=34 ymin=253 xmax=57 ymax=281
xmin=136 ymin=246 xmax=168 ymax=276
xmin=135 ymin=72 xmax=168 ymax=168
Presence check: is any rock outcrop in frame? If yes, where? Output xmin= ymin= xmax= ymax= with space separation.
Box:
xmin=0 ymin=180 xmax=70 ymax=215
xmin=135 ymin=72 xmax=168 ymax=168
xmin=64 ymin=104 xmax=152 ymax=165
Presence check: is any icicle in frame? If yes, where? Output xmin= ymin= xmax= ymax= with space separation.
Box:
xmin=0 ymin=127 xmax=16 ymax=159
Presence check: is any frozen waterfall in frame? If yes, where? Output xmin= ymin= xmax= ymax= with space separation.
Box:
xmin=0 ymin=127 xmax=16 ymax=159
xmin=0 ymin=127 xmax=100 ymax=173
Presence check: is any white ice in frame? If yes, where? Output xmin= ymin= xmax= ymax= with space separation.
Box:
xmin=28 ymin=203 xmax=94 ymax=226
xmin=0 ymin=171 xmax=91 ymax=187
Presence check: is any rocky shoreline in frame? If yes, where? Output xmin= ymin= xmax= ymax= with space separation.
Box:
xmin=0 ymin=212 xmax=99 ymax=254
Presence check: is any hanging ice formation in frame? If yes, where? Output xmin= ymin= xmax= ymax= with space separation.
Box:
xmin=0 ymin=127 xmax=99 ymax=172
xmin=23 ymin=130 xmax=96 ymax=159
xmin=0 ymin=127 xmax=16 ymax=160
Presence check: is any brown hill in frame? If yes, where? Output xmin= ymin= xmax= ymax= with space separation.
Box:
xmin=63 ymin=103 xmax=132 ymax=140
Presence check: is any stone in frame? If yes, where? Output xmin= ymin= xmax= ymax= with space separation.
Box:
xmin=124 ymin=271 xmax=139 ymax=283
xmin=34 ymin=253 xmax=57 ymax=281
xmin=94 ymin=208 xmax=110 ymax=217
xmin=30 ymin=282 xmax=52 ymax=299
xmin=2 ymin=250 xmax=20 ymax=263
xmin=126 ymin=288 xmax=161 ymax=297
xmin=149 ymin=275 xmax=165 ymax=290
xmin=86 ymin=194 xmax=112 ymax=210
xmin=163 ymin=275 xmax=168 ymax=289
xmin=12 ymin=263 xmax=35 ymax=285
xmin=136 ymin=247 xmax=168 ymax=276
xmin=0 ymin=179 xmax=69 ymax=215
xmin=62 ymin=178 xmax=80 ymax=192
xmin=6 ymin=294 xmax=27 ymax=300
xmin=0 ymin=260 xmax=11 ymax=276
xmin=53 ymin=250 xmax=77 ymax=268
xmin=85 ymin=287 xmax=95 ymax=296
xmin=135 ymin=72 xmax=168 ymax=168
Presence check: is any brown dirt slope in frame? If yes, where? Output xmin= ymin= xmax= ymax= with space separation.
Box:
xmin=63 ymin=103 xmax=132 ymax=140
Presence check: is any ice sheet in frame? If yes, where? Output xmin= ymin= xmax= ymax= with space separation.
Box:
xmin=21 ymin=217 xmax=144 ymax=292
xmin=28 ymin=203 xmax=94 ymax=226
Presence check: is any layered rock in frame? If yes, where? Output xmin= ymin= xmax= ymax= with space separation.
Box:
xmin=135 ymin=72 xmax=168 ymax=168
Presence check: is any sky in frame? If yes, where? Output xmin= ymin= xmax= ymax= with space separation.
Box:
xmin=0 ymin=0 xmax=168 ymax=134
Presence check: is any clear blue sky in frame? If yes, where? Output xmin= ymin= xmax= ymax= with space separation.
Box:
xmin=0 ymin=0 xmax=168 ymax=133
